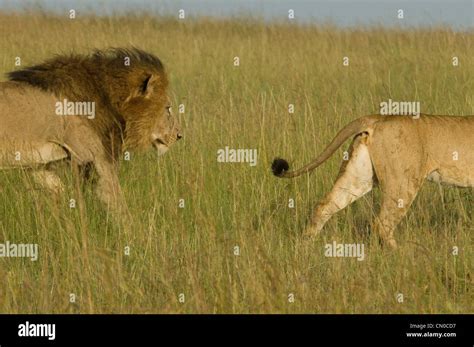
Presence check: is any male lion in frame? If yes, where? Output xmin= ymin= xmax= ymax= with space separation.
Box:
xmin=0 ymin=48 xmax=182 ymax=221
xmin=272 ymin=114 xmax=474 ymax=248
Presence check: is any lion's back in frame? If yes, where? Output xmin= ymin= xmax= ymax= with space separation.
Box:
xmin=0 ymin=81 xmax=64 ymax=141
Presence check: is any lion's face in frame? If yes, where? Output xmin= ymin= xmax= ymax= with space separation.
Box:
xmin=121 ymin=73 xmax=182 ymax=153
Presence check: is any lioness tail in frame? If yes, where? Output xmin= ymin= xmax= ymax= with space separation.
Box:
xmin=271 ymin=115 xmax=380 ymax=178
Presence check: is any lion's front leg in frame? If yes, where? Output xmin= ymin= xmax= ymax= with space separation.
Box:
xmin=94 ymin=160 xmax=131 ymax=226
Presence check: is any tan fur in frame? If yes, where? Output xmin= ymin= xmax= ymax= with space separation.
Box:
xmin=273 ymin=114 xmax=474 ymax=248
xmin=0 ymin=48 xmax=182 ymax=222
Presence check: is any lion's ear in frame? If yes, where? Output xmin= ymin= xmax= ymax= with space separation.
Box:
xmin=139 ymin=74 xmax=158 ymax=97
xmin=139 ymin=75 xmax=153 ymax=96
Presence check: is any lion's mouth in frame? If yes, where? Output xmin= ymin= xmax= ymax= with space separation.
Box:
xmin=153 ymin=138 xmax=168 ymax=147
xmin=153 ymin=138 xmax=170 ymax=156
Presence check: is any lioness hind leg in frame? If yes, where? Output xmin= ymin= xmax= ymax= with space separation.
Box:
xmin=304 ymin=134 xmax=373 ymax=237
xmin=31 ymin=169 xmax=65 ymax=194
xmin=374 ymin=179 xmax=423 ymax=249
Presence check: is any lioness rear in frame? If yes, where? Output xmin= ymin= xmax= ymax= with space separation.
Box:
xmin=272 ymin=114 xmax=474 ymax=248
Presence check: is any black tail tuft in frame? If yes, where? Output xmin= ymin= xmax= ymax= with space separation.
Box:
xmin=271 ymin=158 xmax=289 ymax=177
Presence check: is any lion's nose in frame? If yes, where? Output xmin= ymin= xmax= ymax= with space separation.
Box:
xmin=177 ymin=133 xmax=183 ymax=140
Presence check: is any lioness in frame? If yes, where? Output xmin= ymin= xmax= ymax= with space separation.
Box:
xmin=272 ymin=114 xmax=474 ymax=248
xmin=0 ymin=48 xmax=182 ymax=220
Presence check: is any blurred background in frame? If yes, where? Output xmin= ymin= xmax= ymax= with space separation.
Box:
xmin=1 ymin=0 xmax=472 ymax=30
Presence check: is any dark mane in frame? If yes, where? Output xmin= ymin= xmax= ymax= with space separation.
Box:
xmin=7 ymin=47 xmax=165 ymax=94
xmin=91 ymin=47 xmax=165 ymax=72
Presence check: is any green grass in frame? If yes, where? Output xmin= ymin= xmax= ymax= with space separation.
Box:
xmin=0 ymin=13 xmax=472 ymax=313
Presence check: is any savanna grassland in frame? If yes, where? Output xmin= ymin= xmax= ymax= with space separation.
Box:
xmin=0 ymin=12 xmax=472 ymax=313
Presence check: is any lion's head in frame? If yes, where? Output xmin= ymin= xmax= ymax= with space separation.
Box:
xmin=7 ymin=47 xmax=182 ymax=158
xmin=119 ymin=72 xmax=182 ymax=155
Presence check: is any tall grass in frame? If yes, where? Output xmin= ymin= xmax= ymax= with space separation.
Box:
xmin=0 ymin=13 xmax=472 ymax=313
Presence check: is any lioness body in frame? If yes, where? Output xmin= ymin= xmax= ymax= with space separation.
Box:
xmin=370 ymin=115 xmax=474 ymax=188
xmin=272 ymin=114 xmax=474 ymax=248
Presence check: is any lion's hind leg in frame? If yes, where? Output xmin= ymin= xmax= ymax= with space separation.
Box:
xmin=373 ymin=178 xmax=424 ymax=249
xmin=304 ymin=134 xmax=374 ymax=237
